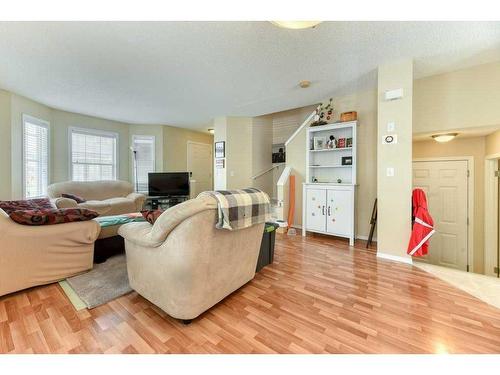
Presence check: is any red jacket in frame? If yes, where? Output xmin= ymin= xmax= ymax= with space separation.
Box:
xmin=407 ymin=189 xmax=435 ymax=257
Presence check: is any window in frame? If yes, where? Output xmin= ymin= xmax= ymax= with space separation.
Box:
xmin=132 ymin=135 xmax=155 ymax=192
xmin=23 ymin=115 xmax=50 ymax=199
xmin=70 ymin=127 xmax=118 ymax=181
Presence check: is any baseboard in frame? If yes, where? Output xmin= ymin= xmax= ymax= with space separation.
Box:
xmin=356 ymin=235 xmax=377 ymax=242
xmin=376 ymin=252 xmax=413 ymax=265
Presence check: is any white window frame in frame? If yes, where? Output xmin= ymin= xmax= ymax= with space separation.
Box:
xmin=132 ymin=134 xmax=156 ymax=193
xmin=68 ymin=126 xmax=119 ymax=181
xmin=22 ymin=114 xmax=50 ymax=199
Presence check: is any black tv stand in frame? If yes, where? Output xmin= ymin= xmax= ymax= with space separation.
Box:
xmin=144 ymin=195 xmax=190 ymax=210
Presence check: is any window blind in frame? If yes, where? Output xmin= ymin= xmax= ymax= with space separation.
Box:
xmin=23 ymin=116 xmax=49 ymax=199
xmin=70 ymin=128 xmax=118 ymax=182
xmin=132 ymin=135 xmax=155 ymax=192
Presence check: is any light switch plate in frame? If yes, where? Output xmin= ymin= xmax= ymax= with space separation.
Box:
xmin=387 ymin=122 xmax=395 ymax=132
xmin=386 ymin=167 xmax=395 ymax=177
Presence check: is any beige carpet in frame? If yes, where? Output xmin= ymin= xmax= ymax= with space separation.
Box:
xmin=62 ymin=254 xmax=132 ymax=309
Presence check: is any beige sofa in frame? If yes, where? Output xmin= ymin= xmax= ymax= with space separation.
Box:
xmin=118 ymin=195 xmax=264 ymax=323
xmin=48 ymin=180 xmax=146 ymax=216
xmin=0 ymin=208 xmax=100 ymax=297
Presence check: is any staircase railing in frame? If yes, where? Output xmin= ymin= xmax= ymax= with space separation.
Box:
xmin=251 ymin=164 xmax=283 ymax=180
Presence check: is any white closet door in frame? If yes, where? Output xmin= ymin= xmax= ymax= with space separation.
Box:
xmin=306 ymin=189 xmax=326 ymax=232
xmin=326 ymin=189 xmax=352 ymax=236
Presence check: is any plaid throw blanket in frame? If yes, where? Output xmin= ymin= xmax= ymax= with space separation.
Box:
xmin=199 ymin=188 xmax=271 ymax=230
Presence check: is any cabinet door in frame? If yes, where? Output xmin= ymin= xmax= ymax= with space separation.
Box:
xmin=306 ymin=188 xmax=326 ymax=232
xmin=326 ymin=189 xmax=353 ymax=236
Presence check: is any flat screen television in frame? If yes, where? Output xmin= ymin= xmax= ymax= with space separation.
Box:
xmin=148 ymin=172 xmax=190 ymax=197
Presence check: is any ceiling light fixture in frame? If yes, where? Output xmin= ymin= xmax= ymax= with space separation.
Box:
xmin=271 ymin=21 xmax=322 ymax=30
xmin=299 ymin=80 xmax=311 ymax=88
xmin=208 ymin=128 xmax=214 ymax=134
xmin=431 ymin=133 xmax=458 ymax=143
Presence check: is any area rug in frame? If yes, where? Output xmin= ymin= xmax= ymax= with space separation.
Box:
xmin=60 ymin=254 xmax=132 ymax=310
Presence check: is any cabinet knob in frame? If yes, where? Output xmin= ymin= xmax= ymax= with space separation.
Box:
xmin=312 ymin=213 xmax=315 ymax=216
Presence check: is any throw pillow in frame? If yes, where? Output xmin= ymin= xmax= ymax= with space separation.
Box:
xmin=61 ymin=193 xmax=86 ymax=203
xmin=141 ymin=209 xmax=164 ymax=225
xmin=9 ymin=208 xmax=99 ymax=226
xmin=0 ymin=198 xmax=54 ymax=215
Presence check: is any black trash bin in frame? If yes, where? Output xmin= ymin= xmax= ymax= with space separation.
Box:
xmin=256 ymin=222 xmax=279 ymax=272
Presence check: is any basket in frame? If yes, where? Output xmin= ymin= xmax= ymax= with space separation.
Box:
xmin=340 ymin=111 xmax=357 ymax=122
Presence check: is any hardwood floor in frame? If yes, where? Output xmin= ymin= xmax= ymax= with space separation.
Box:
xmin=2 ymin=233 xmax=500 ymax=354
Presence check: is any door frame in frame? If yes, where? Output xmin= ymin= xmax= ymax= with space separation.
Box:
xmin=484 ymin=152 xmax=500 ymax=277
xmin=413 ymin=156 xmax=474 ymax=272
xmin=186 ymin=141 xmax=213 ymax=192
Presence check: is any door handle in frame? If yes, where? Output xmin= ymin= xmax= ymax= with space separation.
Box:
xmin=328 ymin=206 xmax=331 ymax=216
xmin=322 ymin=206 xmax=325 ymax=215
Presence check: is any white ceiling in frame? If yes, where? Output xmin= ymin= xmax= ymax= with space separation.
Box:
xmin=0 ymin=21 xmax=499 ymax=131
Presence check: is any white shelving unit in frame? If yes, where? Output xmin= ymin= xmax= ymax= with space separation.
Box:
xmin=302 ymin=121 xmax=357 ymax=245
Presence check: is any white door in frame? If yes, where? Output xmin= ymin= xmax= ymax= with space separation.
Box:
xmin=187 ymin=142 xmax=213 ymax=196
xmin=412 ymin=160 xmax=468 ymax=271
xmin=306 ymin=189 xmax=326 ymax=232
xmin=326 ymin=189 xmax=352 ymax=236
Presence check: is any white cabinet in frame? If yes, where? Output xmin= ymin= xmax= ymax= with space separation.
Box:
xmin=302 ymin=184 xmax=355 ymax=245
xmin=306 ymin=188 xmax=326 ymax=232
xmin=326 ymin=189 xmax=353 ymax=237
xmin=302 ymin=121 xmax=357 ymax=245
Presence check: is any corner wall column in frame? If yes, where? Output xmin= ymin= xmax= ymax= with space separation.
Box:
xmin=376 ymin=60 xmax=413 ymax=263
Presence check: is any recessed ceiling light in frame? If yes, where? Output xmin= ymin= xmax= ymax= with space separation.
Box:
xmin=432 ymin=133 xmax=458 ymax=143
xmin=208 ymin=128 xmax=214 ymax=134
xmin=299 ymin=80 xmax=311 ymax=88
xmin=271 ymin=21 xmax=322 ymax=30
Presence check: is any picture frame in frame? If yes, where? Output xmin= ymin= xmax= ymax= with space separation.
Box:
xmin=346 ymin=137 xmax=353 ymax=148
xmin=341 ymin=156 xmax=353 ymax=166
xmin=337 ymin=137 xmax=346 ymax=148
xmin=215 ymin=141 xmax=225 ymax=158
xmin=313 ymin=136 xmax=326 ymax=150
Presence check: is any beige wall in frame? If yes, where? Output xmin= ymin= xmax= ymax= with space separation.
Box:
xmin=226 ymin=117 xmax=253 ymax=190
xmin=128 ymin=124 xmax=165 ymax=182
xmin=285 ymin=89 xmax=378 ymax=237
xmin=252 ymin=115 xmax=273 ymax=194
xmin=272 ymin=104 xmax=318 ymax=145
xmin=414 ymin=61 xmax=500 ymax=134
xmin=10 ymin=94 xmax=54 ymax=199
xmin=486 ymin=129 xmax=500 ymax=156
xmin=0 ymin=90 xmax=12 ymax=200
xmin=1 ymin=90 xmax=212 ymax=200
xmin=51 ymin=109 xmax=131 ymax=185
xmin=163 ymin=125 xmax=213 ymax=172
xmin=377 ymin=60 xmax=413 ymax=260
xmin=213 ymin=116 xmax=273 ymax=195
xmin=413 ymin=137 xmax=486 ymax=274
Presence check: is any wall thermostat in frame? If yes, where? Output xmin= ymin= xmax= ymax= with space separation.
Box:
xmin=385 ymin=88 xmax=404 ymax=101
xmin=382 ymin=134 xmax=398 ymax=144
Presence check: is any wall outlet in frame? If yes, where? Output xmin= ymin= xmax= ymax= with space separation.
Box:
xmin=387 ymin=122 xmax=395 ymax=132
xmin=386 ymin=167 xmax=395 ymax=177
xmin=230 ymin=170 xmax=235 ymax=177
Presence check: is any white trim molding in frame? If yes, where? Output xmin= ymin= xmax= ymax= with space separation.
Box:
xmin=22 ymin=114 xmax=50 ymax=199
xmin=377 ymin=252 xmax=413 ymax=265
xmin=284 ymin=106 xmax=319 ymax=147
